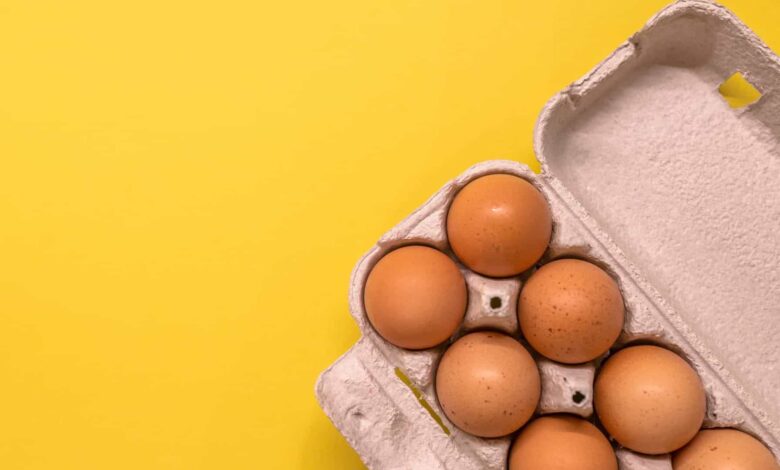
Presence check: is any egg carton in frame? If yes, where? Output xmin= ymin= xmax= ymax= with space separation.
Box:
xmin=315 ymin=1 xmax=780 ymax=469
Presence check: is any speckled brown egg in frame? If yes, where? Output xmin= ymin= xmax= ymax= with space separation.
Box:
xmin=446 ymin=174 xmax=552 ymax=278
xmin=364 ymin=245 xmax=467 ymax=350
xmin=595 ymin=345 xmax=706 ymax=454
xmin=435 ymin=331 xmax=540 ymax=437
xmin=509 ymin=415 xmax=618 ymax=470
xmin=673 ymin=429 xmax=779 ymax=470
xmin=518 ymin=258 xmax=624 ymax=364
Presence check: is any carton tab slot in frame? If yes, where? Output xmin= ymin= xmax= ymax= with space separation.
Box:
xmin=718 ymin=72 xmax=762 ymax=108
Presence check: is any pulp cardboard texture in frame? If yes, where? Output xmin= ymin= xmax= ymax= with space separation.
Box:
xmin=315 ymin=1 xmax=780 ymax=469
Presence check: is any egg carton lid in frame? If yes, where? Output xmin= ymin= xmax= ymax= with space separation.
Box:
xmin=534 ymin=0 xmax=780 ymax=432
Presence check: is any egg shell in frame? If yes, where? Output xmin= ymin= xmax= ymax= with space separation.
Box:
xmin=446 ymin=173 xmax=552 ymax=278
xmin=519 ymin=258 xmax=624 ymax=363
xmin=616 ymin=449 xmax=672 ymax=470
xmin=364 ymin=245 xmax=467 ymax=349
xmin=594 ymin=345 xmax=706 ymax=454
xmin=435 ymin=332 xmax=540 ymax=438
xmin=508 ymin=415 xmax=617 ymax=470
xmin=316 ymin=2 xmax=780 ymax=469
xmin=673 ymin=429 xmax=780 ymax=470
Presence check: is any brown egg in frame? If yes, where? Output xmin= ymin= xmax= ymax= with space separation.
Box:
xmin=435 ymin=331 xmax=540 ymax=437
xmin=594 ymin=345 xmax=706 ymax=454
xmin=446 ymin=174 xmax=552 ymax=277
xmin=518 ymin=258 xmax=624 ymax=363
xmin=673 ymin=429 xmax=779 ymax=470
xmin=509 ymin=415 xmax=618 ymax=470
xmin=364 ymin=245 xmax=467 ymax=350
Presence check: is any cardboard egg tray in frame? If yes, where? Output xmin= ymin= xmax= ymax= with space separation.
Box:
xmin=316 ymin=1 xmax=780 ymax=468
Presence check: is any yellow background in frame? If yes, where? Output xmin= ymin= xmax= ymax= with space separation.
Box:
xmin=1 ymin=1 xmax=777 ymax=468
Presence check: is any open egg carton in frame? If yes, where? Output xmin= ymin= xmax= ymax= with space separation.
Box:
xmin=316 ymin=1 xmax=780 ymax=469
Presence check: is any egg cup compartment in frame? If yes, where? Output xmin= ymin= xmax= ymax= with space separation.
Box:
xmin=536 ymin=359 xmax=594 ymax=417
xmin=461 ymin=271 xmax=521 ymax=335
xmin=317 ymin=1 xmax=780 ymax=469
